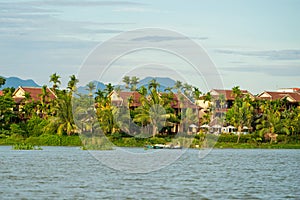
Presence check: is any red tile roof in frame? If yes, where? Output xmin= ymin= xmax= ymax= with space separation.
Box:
xmin=258 ymin=91 xmax=300 ymax=102
xmin=13 ymin=87 xmax=56 ymax=103
xmin=0 ymin=90 xmax=3 ymax=96
xmin=110 ymin=91 xmax=199 ymax=109
xmin=111 ymin=91 xmax=142 ymax=107
xmin=211 ymin=89 xmax=253 ymax=100
xmin=171 ymin=93 xmax=199 ymax=109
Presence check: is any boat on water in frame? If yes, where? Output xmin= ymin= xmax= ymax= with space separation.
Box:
xmin=144 ymin=144 xmax=183 ymax=149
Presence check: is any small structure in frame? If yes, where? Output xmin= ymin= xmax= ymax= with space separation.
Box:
xmin=257 ymin=91 xmax=300 ymax=108
xmin=12 ymin=86 xmax=56 ymax=111
xmin=188 ymin=124 xmax=198 ymax=134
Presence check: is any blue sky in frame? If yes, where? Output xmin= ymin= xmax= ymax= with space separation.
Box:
xmin=0 ymin=0 xmax=299 ymax=94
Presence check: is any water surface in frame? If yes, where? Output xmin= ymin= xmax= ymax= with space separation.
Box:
xmin=0 ymin=146 xmax=299 ymax=199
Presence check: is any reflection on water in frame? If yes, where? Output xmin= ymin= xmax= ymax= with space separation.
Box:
xmin=0 ymin=146 xmax=299 ymax=199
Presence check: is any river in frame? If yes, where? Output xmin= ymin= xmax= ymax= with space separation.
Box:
xmin=0 ymin=146 xmax=299 ymax=199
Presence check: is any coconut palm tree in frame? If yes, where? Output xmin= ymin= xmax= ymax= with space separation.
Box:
xmin=134 ymin=80 xmax=174 ymax=137
xmin=193 ymin=87 xmax=202 ymax=101
xmin=183 ymin=83 xmax=193 ymax=98
xmin=130 ymin=76 xmax=139 ymax=91
xmin=0 ymin=77 xmax=6 ymax=88
xmin=49 ymin=73 xmax=61 ymax=91
xmin=122 ymin=76 xmax=131 ymax=90
xmin=255 ymin=100 xmax=281 ymax=143
xmin=67 ymin=75 xmax=79 ymax=94
xmin=226 ymin=93 xmax=254 ymax=143
xmin=104 ymin=83 xmax=114 ymax=95
xmin=48 ymin=92 xmax=77 ymax=136
xmin=173 ymin=80 xmax=182 ymax=93
xmin=148 ymin=79 xmax=160 ymax=91
xmin=86 ymin=82 xmax=96 ymax=98
xmin=38 ymin=85 xmax=49 ymax=117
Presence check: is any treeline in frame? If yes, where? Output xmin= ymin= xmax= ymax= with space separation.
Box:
xmin=0 ymin=75 xmax=300 ymax=146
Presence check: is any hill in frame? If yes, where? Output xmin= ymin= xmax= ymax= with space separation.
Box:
xmin=0 ymin=77 xmax=40 ymax=89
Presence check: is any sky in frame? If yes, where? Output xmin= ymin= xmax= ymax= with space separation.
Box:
xmin=0 ymin=0 xmax=299 ymax=94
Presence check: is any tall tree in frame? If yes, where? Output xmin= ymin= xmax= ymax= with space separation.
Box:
xmin=86 ymin=82 xmax=96 ymax=98
xmin=173 ymin=80 xmax=182 ymax=93
xmin=38 ymin=85 xmax=49 ymax=117
xmin=67 ymin=75 xmax=79 ymax=94
xmin=183 ymin=83 xmax=193 ymax=98
xmin=0 ymin=77 xmax=6 ymax=88
xmin=122 ymin=76 xmax=131 ymax=90
xmin=0 ymin=94 xmax=16 ymax=131
xmin=49 ymin=73 xmax=61 ymax=91
xmin=130 ymin=76 xmax=139 ymax=91
xmin=226 ymin=93 xmax=254 ymax=143
xmin=104 ymin=83 xmax=114 ymax=95
xmin=193 ymin=87 xmax=202 ymax=101
xmin=148 ymin=79 xmax=160 ymax=91
xmin=134 ymin=80 xmax=174 ymax=137
xmin=48 ymin=92 xmax=77 ymax=136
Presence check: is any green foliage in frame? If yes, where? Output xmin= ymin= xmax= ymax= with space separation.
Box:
xmin=0 ymin=94 xmax=16 ymax=130
xmin=10 ymin=123 xmax=27 ymax=136
xmin=26 ymin=116 xmax=50 ymax=136
xmin=12 ymin=143 xmax=42 ymax=150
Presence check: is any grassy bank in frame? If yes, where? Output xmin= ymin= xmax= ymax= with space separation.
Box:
xmin=1 ymin=133 xmax=300 ymax=149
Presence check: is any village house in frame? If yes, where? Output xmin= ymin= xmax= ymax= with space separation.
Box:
xmin=257 ymin=90 xmax=300 ymax=108
xmin=12 ymin=86 xmax=57 ymax=112
xmin=211 ymin=89 xmax=254 ymax=116
xmin=108 ymin=90 xmax=201 ymax=134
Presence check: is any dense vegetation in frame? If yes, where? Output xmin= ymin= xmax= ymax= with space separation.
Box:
xmin=0 ymin=75 xmax=299 ymax=148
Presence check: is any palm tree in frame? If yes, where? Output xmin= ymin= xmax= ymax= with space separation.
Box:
xmin=49 ymin=73 xmax=61 ymax=91
xmin=38 ymin=85 xmax=49 ymax=117
xmin=104 ymin=83 xmax=114 ymax=95
xmin=0 ymin=77 xmax=6 ymax=88
xmin=48 ymin=92 xmax=77 ymax=136
xmin=138 ymin=86 xmax=148 ymax=96
xmin=122 ymin=76 xmax=131 ymax=90
xmin=148 ymin=79 xmax=160 ymax=91
xmin=255 ymin=100 xmax=281 ymax=143
xmin=226 ymin=94 xmax=254 ymax=143
xmin=134 ymin=81 xmax=174 ymax=137
xmin=232 ymin=86 xmax=242 ymax=99
xmin=86 ymin=82 xmax=96 ymax=98
xmin=193 ymin=87 xmax=202 ymax=101
xmin=173 ymin=80 xmax=182 ymax=93
xmin=183 ymin=83 xmax=193 ymax=98
xmin=130 ymin=76 xmax=139 ymax=91
xmin=67 ymin=75 xmax=79 ymax=94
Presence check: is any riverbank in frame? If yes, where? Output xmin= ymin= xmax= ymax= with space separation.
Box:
xmin=1 ymin=133 xmax=300 ymax=149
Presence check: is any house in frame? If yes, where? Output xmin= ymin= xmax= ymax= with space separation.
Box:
xmin=108 ymin=90 xmax=201 ymax=134
xmin=257 ymin=91 xmax=300 ymax=108
xmin=12 ymin=86 xmax=56 ymax=110
xmin=209 ymin=89 xmax=254 ymax=117
xmin=108 ymin=90 xmax=141 ymax=109
xmin=0 ymin=90 xmax=3 ymax=96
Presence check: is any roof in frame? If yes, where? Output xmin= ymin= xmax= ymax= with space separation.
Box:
xmin=0 ymin=90 xmax=3 ymax=96
xmin=257 ymin=91 xmax=300 ymax=102
xmin=171 ymin=93 xmax=199 ymax=109
xmin=109 ymin=91 xmax=199 ymax=109
xmin=109 ymin=91 xmax=141 ymax=107
xmin=12 ymin=86 xmax=56 ymax=103
xmin=210 ymin=89 xmax=254 ymax=100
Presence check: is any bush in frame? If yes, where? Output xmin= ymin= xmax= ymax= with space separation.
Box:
xmin=26 ymin=117 xmax=49 ymax=137
xmin=12 ymin=143 xmax=42 ymax=150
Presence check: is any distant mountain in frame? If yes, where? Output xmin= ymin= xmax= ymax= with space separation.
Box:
xmin=77 ymin=81 xmax=106 ymax=95
xmin=0 ymin=76 xmax=40 ymax=89
xmin=138 ymin=77 xmax=176 ymax=91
